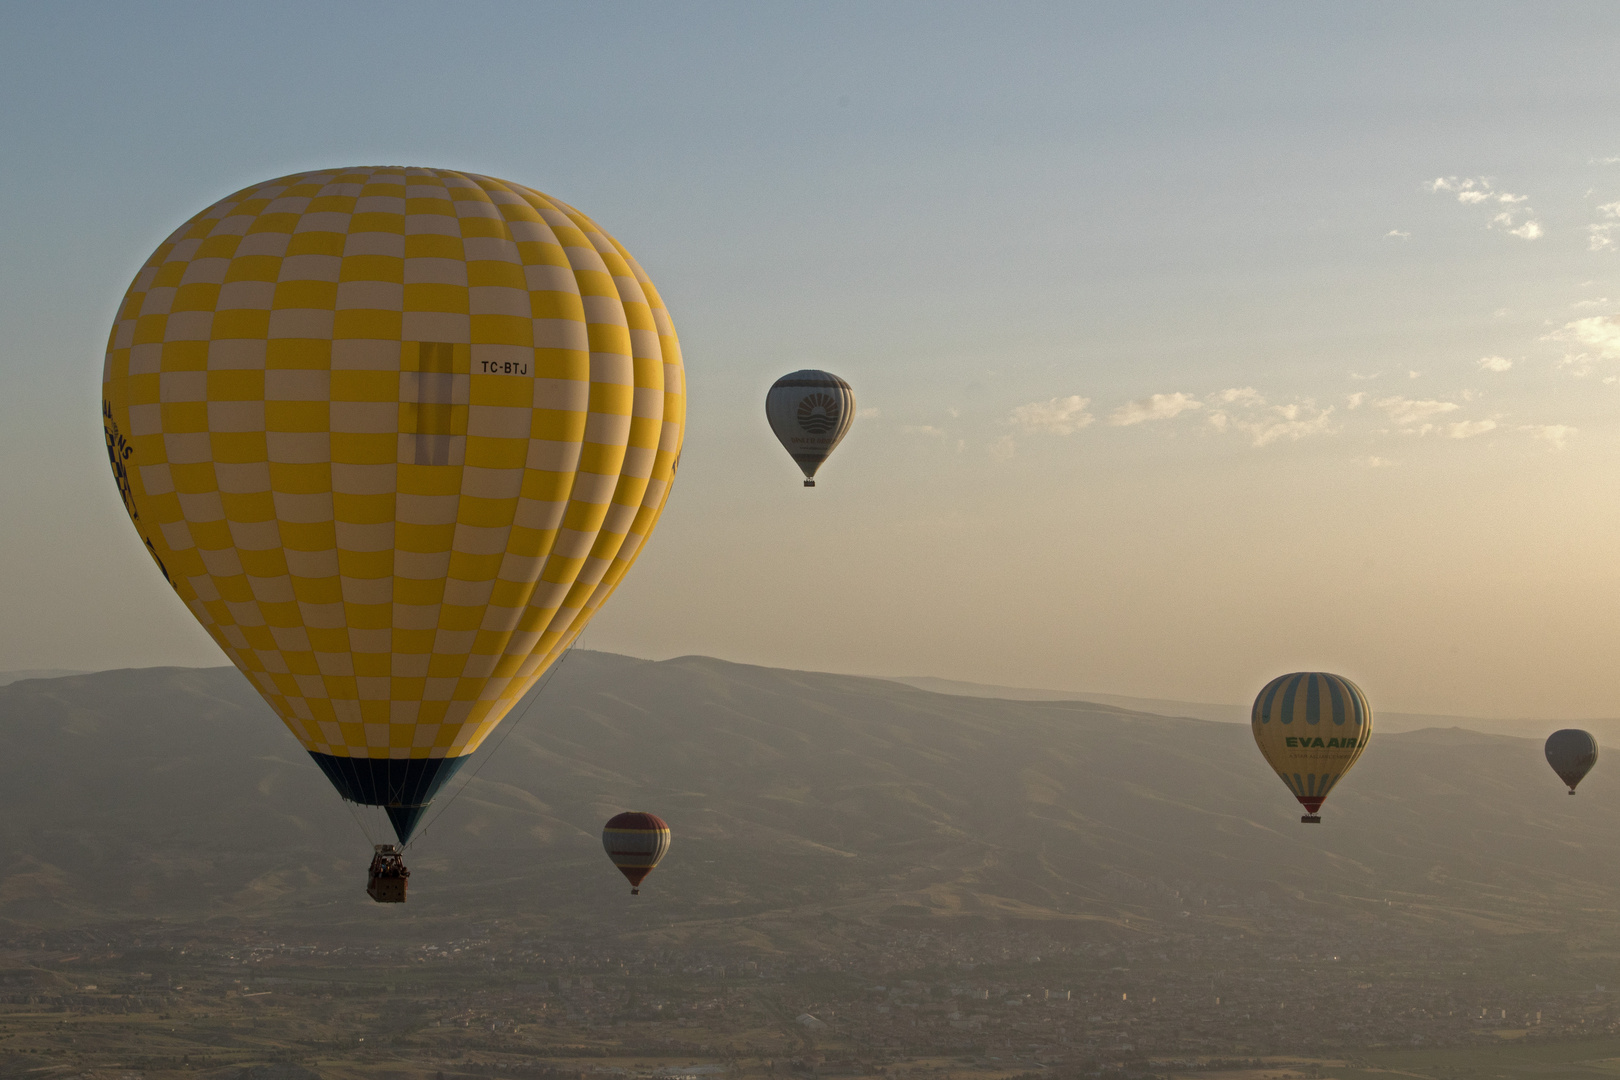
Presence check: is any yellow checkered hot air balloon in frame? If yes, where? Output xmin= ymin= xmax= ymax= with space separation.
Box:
xmin=100 ymin=168 xmax=686 ymax=879
xmin=1251 ymin=672 xmax=1372 ymax=823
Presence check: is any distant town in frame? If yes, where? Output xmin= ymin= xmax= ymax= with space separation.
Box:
xmin=5 ymin=886 xmax=1617 ymax=1080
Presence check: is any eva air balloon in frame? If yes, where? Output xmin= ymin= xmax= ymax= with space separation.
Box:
xmin=766 ymin=370 xmax=854 ymax=486
xmin=1251 ymin=672 xmax=1372 ymax=823
xmin=100 ymin=167 xmax=686 ymax=893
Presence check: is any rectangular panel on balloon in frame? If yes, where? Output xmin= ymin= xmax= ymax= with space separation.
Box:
xmin=399 ymin=341 xmax=468 ymax=466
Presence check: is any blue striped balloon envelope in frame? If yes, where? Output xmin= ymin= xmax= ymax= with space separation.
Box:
xmin=1251 ymin=672 xmax=1372 ymax=823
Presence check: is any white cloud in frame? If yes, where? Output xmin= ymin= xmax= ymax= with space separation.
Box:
xmin=1555 ymin=316 xmax=1620 ymax=358
xmin=1490 ymin=211 xmax=1543 ymax=239
xmin=1431 ymin=178 xmax=1541 ymax=238
xmin=1188 ymin=387 xmax=1338 ymax=447
xmin=1009 ymin=395 xmax=1093 ymax=434
xmin=1560 ymin=355 xmax=1598 ymax=377
xmin=1108 ymin=392 xmax=1203 ymax=426
xmin=1236 ymin=402 xmax=1336 ymax=447
xmin=857 ymin=407 xmax=882 ymax=419
xmin=1428 ymin=176 xmax=1487 ymax=199
xmin=1385 ymin=229 xmax=1411 ymax=239
xmin=1477 ymin=355 xmax=1513 ymax=372
xmin=1205 ymin=398 xmax=1334 ymax=446
xmin=1429 ymin=176 xmax=1526 ymax=206
xmin=1347 ymin=392 xmax=1367 ymax=409
xmin=1376 ymin=396 xmax=1461 ymax=426
xmin=1599 ymin=201 xmax=1620 ymax=218
xmin=988 ymin=435 xmax=1016 ymax=461
xmin=1573 ymin=298 xmax=1611 ymax=309
xmin=1447 ymin=419 xmax=1497 ymax=439
xmin=1363 ymin=456 xmax=1395 ymax=468
xmin=1590 ymin=225 xmax=1616 ymax=252
xmin=1522 ymin=424 xmax=1576 ymax=449
xmin=902 ymin=424 xmax=945 ymax=436
xmin=1553 ymin=315 xmax=1620 ymax=376
xmin=1408 ymin=370 xmax=1422 ymax=379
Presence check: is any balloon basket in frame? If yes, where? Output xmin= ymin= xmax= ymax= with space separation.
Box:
xmin=1300 ymin=815 xmax=1321 ymax=824
xmin=804 ymin=480 xmax=815 ymax=487
xmin=631 ymin=888 xmax=640 ymax=895
xmin=367 ymin=844 xmax=409 ymax=904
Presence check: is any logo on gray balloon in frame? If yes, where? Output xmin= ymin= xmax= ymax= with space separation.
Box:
xmin=796 ymin=392 xmax=841 ymax=435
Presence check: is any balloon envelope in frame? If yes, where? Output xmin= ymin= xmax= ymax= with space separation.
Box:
xmin=1251 ymin=672 xmax=1372 ymax=819
xmin=765 ymin=370 xmax=854 ymax=484
xmin=1545 ymin=729 xmax=1598 ymax=793
xmin=602 ymin=811 xmax=671 ymax=889
xmin=101 ymin=167 xmax=686 ymax=842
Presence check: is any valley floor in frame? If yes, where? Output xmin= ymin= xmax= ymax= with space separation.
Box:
xmin=4 ymin=917 xmax=1620 ymax=1080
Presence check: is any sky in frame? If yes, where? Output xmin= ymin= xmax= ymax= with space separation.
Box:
xmin=5 ymin=2 xmax=1620 ymax=717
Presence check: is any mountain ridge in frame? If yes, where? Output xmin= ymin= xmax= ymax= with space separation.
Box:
xmin=0 ymin=653 xmax=1614 ymax=950
xmin=886 ymin=673 xmax=1620 ymax=740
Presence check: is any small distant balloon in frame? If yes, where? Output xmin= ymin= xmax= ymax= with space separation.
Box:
xmin=1251 ymin=672 xmax=1372 ymax=823
xmin=1545 ymin=729 xmax=1598 ymax=794
xmin=602 ymin=811 xmax=671 ymax=895
xmin=766 ymin=370 xmax=855 ymax=487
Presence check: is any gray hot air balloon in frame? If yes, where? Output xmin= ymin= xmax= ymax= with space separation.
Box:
xmin=766 ymin=370 xmax=855 ymax=487
xmin=1545 ymin=729 xmax=1598 ymax=794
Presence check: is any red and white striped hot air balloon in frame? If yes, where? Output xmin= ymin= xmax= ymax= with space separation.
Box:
xmin=601 ymin=811 xmax=670 ymax=895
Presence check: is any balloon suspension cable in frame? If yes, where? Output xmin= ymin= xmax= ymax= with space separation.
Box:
xmin=343 ymin=795 xmax=377 ymax=846
xmin=405 ymin=640 xmax=578 ymax=850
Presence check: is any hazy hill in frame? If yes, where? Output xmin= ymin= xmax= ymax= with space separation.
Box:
xmin=0 ymin=654 xmax=1617 ymax=943
xmin=0 ymin=669 xmax=85 ymax=687
xmin=889 ymin=673 xmax=1620 ymax=740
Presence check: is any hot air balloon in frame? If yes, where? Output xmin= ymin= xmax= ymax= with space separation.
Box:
xmin=766 ymin=370 xmax=854 ymax=486
xmin=1251 ymin=672 xmax=1372 ymax=823
xmin=601 ymin=811 xmax=670 ymax=894
xmin=1545 ymin=729 xmax=1598 ymax=794
xmin=100 ymin=167 xmax=686 ymax=898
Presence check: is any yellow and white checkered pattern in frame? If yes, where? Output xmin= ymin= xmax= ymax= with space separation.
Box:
xmin=101 ymin=167 xmax=686 ymax=761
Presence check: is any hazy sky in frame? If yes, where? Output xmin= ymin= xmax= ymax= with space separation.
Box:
xmin=6 ymin=3 xmax=1620 ymax=717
